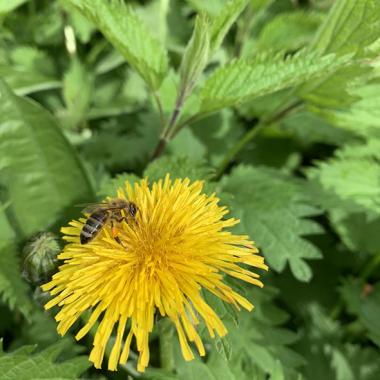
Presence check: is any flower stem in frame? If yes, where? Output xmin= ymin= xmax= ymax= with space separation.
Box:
xmin=159 ymin=319 xmax=175 ymax=371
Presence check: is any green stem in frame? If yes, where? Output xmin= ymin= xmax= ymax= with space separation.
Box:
xmin=153 ymin=91 xmax=166 ymax=129
xmin=168 ymin=111 xmax=209 ymax=140
xmin=214 ymin=122 xmax=266 ymax=180
xmin=159 ymin=319 xmax=175 ymax=371
xmin=360 ymin=251 xmax=380 ymax=281
xmin=213 ymin=99 xmax=303 ymax=180
xmin=151 ymin=89 xmax=187 ymax=160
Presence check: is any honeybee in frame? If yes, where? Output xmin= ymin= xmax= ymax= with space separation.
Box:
xmin=78 ymin=199 xmax=137 ymax=245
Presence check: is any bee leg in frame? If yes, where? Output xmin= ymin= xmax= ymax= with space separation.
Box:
xmin=111 ymin=220 xmax=125 ymax=247
xmin=114 ymin=235 xmax=124 ymax=247
xmin=118 ymin=214 xmax=138 ymax=226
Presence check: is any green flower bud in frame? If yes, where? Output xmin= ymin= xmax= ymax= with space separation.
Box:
xmin=22 ymin=232 xmax=60 ymax=285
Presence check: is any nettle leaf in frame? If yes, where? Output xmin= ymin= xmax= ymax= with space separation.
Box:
xmin=0 ymin=80 xmax=93 ymax=237
xmin=319 ymin=79 xmax=380 ymax=139
xmin=179 ymin=14 xmax=210 ymax=96
xmin=187 ymin=0 xmax=225 ymax=16
xmin=82 ymin=110 xmax=160 ymax=172
xmin=0 ymin=65 xmax=60 ymax=96
xmin=147 ymin=287 xmax=302 ymax=380
xmin=335 ymin=344 xmax=380 ymax=380
xmin=226 ymin=286 xmax=305 ymax=379
xmin=89 ymin=69 xmax=148 ymax=120
xmin=0 ymin=240 xmax=33 ymax=319
xmin=0 ymin=341 xmax=90 ymax=380
xmin=299 ymin=304 xmax=380 ymax=380
xmin=311 ymin=0 xmax=380 ymax=58
xmin=209 ymin=0 xmax=249 ymax=53
xmin=256 ymin=11 xmax=323 ymax=53
xmin=281 ymin=111 xmax=356 ymax=147
xmin=0 ymin=46 xmax=60 ymax=95
xmin=168 ymin=127 xmax=207 ymax=159
xmin=61 ymin=58 xmax=93 ymax=129
xmin=301 ymin=64 xmax=370 ymax=110
xmin=308 ymin=155 xmax=380 ymax=216
xmin=340 ymin=280 xmax=380 ymax=348
xmin=144 ymin=156 xmax=213 ymax=182
xmin=306 ymin=146 xmax=380 ymax=254
xmin=68 ymin=0 xmax=168 ymax=91
xmin=97 ymin=173 xmax=140 ymax=199
xmin=221 ymin=166 xmax=323 ymax=282
xmin=200 ymin=52 xmax=350 ymax=113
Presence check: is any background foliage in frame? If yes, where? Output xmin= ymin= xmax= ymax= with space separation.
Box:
xmin=0 ymin=0 xmax=380 ymax=379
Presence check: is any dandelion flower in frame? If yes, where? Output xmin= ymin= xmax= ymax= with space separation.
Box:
xmin=42 ymin=176 xmax=268 ymax=372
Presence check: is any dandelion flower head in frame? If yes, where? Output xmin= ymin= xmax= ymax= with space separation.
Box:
xmin=42 ymin=175 xmax=268 ymax=372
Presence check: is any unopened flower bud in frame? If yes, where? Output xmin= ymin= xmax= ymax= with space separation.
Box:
xmin=22 ymin=232 xmax=60 ymax=285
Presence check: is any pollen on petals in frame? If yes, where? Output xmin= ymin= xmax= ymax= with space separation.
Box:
xmin=42 ymin=175 xmax=268 ymax=372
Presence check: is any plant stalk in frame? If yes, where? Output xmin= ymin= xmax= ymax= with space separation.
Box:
xmin=214 ymin=122 xmax=266 ymax=180
xmin=359 ymin=251 xmax=380 ymax=282
xmin=153 ymin=91 xmax=166 ymax=129
xmin=213 ymin=99 xmax=303 ymax=179
xmin=159 ymin=319 xmax=175 ymax=371
xmin=151 ymin=88 xmax=187 ymax=160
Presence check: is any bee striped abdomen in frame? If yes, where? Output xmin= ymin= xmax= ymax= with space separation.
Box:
xmin=80 ymin=211 xmax=108 ymax=244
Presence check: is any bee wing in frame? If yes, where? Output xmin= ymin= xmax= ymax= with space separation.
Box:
xmin=75 ymin=202 xmax=109 ymax=214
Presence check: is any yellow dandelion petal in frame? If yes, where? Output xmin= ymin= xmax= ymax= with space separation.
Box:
xmin=42 ymin=176 xmax=268 ymax=372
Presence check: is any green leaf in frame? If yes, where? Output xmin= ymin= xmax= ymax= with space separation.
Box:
xmin=227 ymin=286 xmax=305 ymax=379
xmin=209 ymin=0 xmax=249 ymax=53
xmin=331 ymin=344 xmax=380 ymax=380
xmin=0 ymin=341 xmax=90 ymax=380
xmin=281 ymin=111 xmax=355 ymax=147
xmin=144 ymin=156 xmax=213 ymax=182
xmin=0 ymin=240 xmax=33 ymax=319
xmin=0 ymin=65 xmax=60 ymax=96
xmin=82 ymin=110 xmax=160 ymax=172
xmin=89 ymin=68 xmax=148 ymax=120
xmin=298 ymin=304 xmax=380 ymax=380
xmin=256 ymin=11 xmax=323 ymax=53
xmin=179 ymin=13 xmax=210 ymax=96
xmin=168 ymin=128 xmax=207 ymax=159
xmin=308 ymin=156 xmax=380 ymax=216
xmin=190 ymin=109 xmax=244 ymax=166
xmin=341 ymin=280 xmax=380 ymax=348
xmin=318 ymin=79 xmax=380 ymax=139
xmin=0 ymin=80 xmax=93 ymax=237
xmin=221 ymin=166 xmax=323 ymax=281
xmin=304 ymin=74 xmax=380 ymax=254
xmin=301 ymin=64 xmax=370 ymax=110
xmin=97 ymin=173 xmax=140 ymax=199
xmin=306 ymin=174 xmax=380 ymax=255
xmin=187 ymin=0 xmax=225 ymax=16
xmin=0 ymin=0 xmax=28 ymax=16
xmin=307 ymin=141 xmax=380 ymax=219
xmin=68 ymin=0 xmax=168 ymax=90
xmin=176 ymin=359 xmax=216 ymax=380
xmin=311 ymin=0 xmax=380 ymax=58
xmin=0 ymin=46 xmax=59 ymax=95
xmin=0 ymin=55 xmax=61 ymax=95
xmin=61 ymin=58 xmax=93 ymax=129
xmin=200 ymin=52 xmax=350 ymax=113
